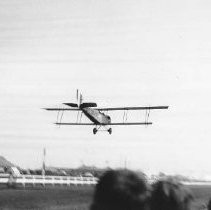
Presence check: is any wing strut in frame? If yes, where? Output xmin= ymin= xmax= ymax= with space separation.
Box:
xmin=76 ymin=110 xmax=83 ymax=123
xmin=76 ymin=111 xmax=80 ymax=123
xmin=123 ymin=109 xmax=128 ymax=123
xmin=145 ymin=108 xmax=151 ymax=125
xmin=79 ymin=112 xmax=83 ymax=123
xmin=60 ymin=110 xmax=64 ymax=124
xmin=56 ymin=109 xmax=64 ymax=126
xmin=56 ymin=110 xmax=60 ymax=123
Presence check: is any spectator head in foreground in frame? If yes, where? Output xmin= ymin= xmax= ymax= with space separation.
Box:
xmin=90 ymin=169 xmax=150 ymax=210
xmin=150 ymin=178 xmax=193 ymax=210
xmin=207 ymin=198 xmax=211 ymax=210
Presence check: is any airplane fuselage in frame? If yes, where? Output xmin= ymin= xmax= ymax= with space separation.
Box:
xmin=81 ymin=107 xmax=111 ymax=125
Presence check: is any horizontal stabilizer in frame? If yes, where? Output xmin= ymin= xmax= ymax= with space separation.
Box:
xmin=80 ymin=103 xmax=97 ymax=108
xmin=63 ymin=103 xmax=78 ymax=107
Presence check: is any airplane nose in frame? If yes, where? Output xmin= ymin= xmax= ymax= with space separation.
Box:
xmin=107 ymin=115 xmax=111 ymax=123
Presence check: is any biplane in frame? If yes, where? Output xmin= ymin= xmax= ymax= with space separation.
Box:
xmin=44 ymin=90 xmax=168 ymax=134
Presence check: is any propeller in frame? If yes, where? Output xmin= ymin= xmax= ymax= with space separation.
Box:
xmin=76 ymin=89 xmax=83 ymax=107
xmin=63 ymin=89 xmax=82 ymax=107
xmin=63 ymin=89 xmax=85 ymax=108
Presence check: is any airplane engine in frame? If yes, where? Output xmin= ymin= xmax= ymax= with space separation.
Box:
xmin=106 ymin=115 xmax=111 ymax=123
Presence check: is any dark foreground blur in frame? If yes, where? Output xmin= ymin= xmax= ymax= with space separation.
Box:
xmin=0 ymin=171 xmax=210 ymax=210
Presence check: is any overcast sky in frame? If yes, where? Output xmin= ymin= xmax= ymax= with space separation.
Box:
xmin=1 ymin=0 xmax=211 ymax=177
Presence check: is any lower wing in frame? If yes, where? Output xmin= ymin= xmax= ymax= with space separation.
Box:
xmin=109 ymin=122 xmax=152 ymax=125
xmin=55 ymin=123 xmax=94 ymax=125
xmin=55 ymin=122 xmax=152 ymax=126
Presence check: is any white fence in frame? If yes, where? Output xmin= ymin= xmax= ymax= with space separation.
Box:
xmin=3 ymin=174 xmax=211 ymax=188
xmin=0 ymin=174 xmax=98 ymax=188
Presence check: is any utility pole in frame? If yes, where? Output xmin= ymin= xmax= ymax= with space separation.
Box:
xmin=42 ymin=148 xmax=46 ymax=176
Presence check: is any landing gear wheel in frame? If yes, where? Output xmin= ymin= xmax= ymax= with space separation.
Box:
xmin=93 ymin=128 xmax=97 ymax=135
xmin=108 ymin=128 xmax=112 ymax=135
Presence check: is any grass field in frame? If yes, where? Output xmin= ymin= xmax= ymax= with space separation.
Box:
xmin=0 ymin=186 xmax=94 ymax=210
xmin=188 ymin=185 xmax=211 ymax=210
xmin=0 ymin=185 xmax=210 ymax=210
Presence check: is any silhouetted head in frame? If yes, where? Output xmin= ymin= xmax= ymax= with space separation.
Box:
xmin=150 ymin=178 xmax=193 ymax=210
xmin=90 ymin=169 xmax=150 ymax=210
xmin=207 ymin=198 xmax=211 ymax=210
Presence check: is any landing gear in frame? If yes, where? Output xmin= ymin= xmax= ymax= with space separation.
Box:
xmin=92 ymin=126 xmax=112 ymax=134
xmin=93 ymin=128 xmax=97 ymax=135
xmin=108 ymin=128 xmax=112 ymax=135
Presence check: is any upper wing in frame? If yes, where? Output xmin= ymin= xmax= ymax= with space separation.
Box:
xmin=44 ymin=108 xmax=80 ymax=111
xmin=44 ymin=106 xmax=168 ymax=111
xmin=95 ymin=106 xmax=169 ymax=111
